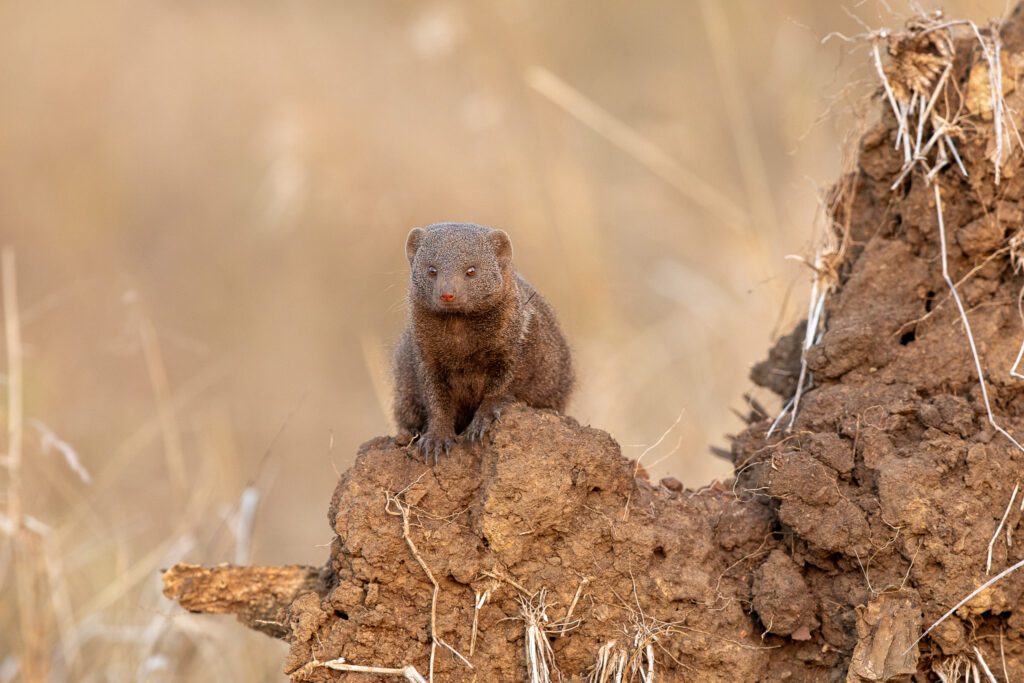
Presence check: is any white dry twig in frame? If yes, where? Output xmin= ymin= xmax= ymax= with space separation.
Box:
xmin=1010 ymin=335 xmax=1024 ymax=380
xmin=560 ymin=576 xmax=589 ymax=636
xmin=767 ymin=235 xmax=834 ymax=438
xmin=469 ymin=587 xmax=490 ymax=657
xmin=27 ymin=419 xmax=90 ymax=484
xmin=968 ymin=24 xmax=1006 ymax=185
xmin=233 ymin=486 xmax=260 ymax=565
xmin=767 ymin=278 xmax=828 ymax=437
xmin=303 ymin=658 xmax=427 ymax=683
xmin=385 ymin=491 xmax=473 ymax=682
xmin=1000 ymin=628 xmax=1010 ymax=682
xmin=623 ymin=409 xmax=684 ymax=520
xmin=934 ymin=183 xmax=1024 ymax=457
xmin=973 ymin=646 xmax=998 ymax=683
xmin=871 ymin=37 xmax=912 ymax=164
xmin=906 ymin=554 xmax=1024 ymax=653
xmin=986 ymin=483 xmax=1019 ymax=574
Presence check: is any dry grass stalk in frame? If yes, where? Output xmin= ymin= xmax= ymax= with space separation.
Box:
xmin=1011 ymin=331 xmax=1024 ymax=381
xmin=523 ymin=622 xmax=555 ymax=681
xmin=585 ymin=626 xmax=665 ymax=683
xmin=524 ymin=66 xmax=750 ymax=234
xmin=986 ymin=482 xmax=1019 ymax=574
xmin=871 ymin=36 xmax=913 ymax=164
xmin=385 ymin=490 xmax=472 ymax=682
xmin=767 ymin=264 xmax=827 ymax=437
xmin=768 ymin=205 xmax=843 ymax=436
xmin=516 ymin=588 xmax=581 ymax=683
xmin=2 ymin=248 xmax=48 ymax=683
xmin=934 ymin=654 xmax=974 ymax=683
xmin=973 ymin=646 xmax=998 ymax=683
xmin=560 ymin=576 xmax=590 ymax=636
xmin=469 ymin=586 xmax=491 ymax=657
xmin=625 ymin=610 xmax=670 ymax=681
xmin=27 ymin=419 xmax=90 ymax=484
xmin=907 ymin=554 xmax=1024 ymax=653
xmin=1011 ymin=267 xmax=1024 ymax=381
xmin=481 ymin=567 xmax=533 ymax=598
xmin=623 ymin=409 xmax=684 ymax=520
xmin=1000 ymin=628 xmax=1010 ymax=682
xmin=2 ymin=248 xmax=23 ymax=526
xmin=299 ymin=657 xmax=427 ymax=682
xmin=933 ymin=183 xmax=1024 ymax=454
xmin=586 ymin=641 xmax=626 ymax=683
xmin=233 ymin=486 xmax=260 ymax=565
xmin=135 ymin=307 xmax=188 ymax=495
xmin=696 ymin=0 xmax=778 ymax=240
xmin=832 ymin=14 xmax=1022 ymax=185
xmin=41 ymin=536 xmax=80 ymax=673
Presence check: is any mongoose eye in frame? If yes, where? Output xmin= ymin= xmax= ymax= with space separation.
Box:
xmin=465 ymin=267 xmax=477 ymax=277
xmin=427 ymin=267 xmax=437 ymax=277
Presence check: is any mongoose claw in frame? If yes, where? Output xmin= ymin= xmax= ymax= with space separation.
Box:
xmin=466 ymin=406 xmax=502 ymax=443
xmin=418 ymin=432 xmax=454 ymax=464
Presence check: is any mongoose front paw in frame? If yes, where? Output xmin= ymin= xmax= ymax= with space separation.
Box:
xmin=418 ymin=431 xmax=454 ymax=464
xmin=465 ymin=405 xmax=503 ymax=443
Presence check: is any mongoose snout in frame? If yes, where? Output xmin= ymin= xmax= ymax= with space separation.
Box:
xmin=392 ymin=222 xmax=574 ymax=462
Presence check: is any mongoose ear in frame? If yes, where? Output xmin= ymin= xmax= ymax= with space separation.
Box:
xmin=490 ymin=230 xmax=513 ymax=268
xmin=406 ymin=228 xmax=425 ymax=264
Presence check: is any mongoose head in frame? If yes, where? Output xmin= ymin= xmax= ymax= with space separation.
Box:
xmin=405 ymin=222 xmax=513 ymax=314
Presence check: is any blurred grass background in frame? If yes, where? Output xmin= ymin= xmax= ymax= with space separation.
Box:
xmin=0 ymin=0 xmax=1007 ymax=680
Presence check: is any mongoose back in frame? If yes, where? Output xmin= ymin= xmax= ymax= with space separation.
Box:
xmin=393 ymin=222 xmax=573 ymax=461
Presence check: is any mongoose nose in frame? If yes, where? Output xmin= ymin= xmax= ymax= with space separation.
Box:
xmin=440 ymin=292 xmax=456 ymax=303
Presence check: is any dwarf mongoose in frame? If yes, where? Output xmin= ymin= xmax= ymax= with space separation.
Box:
xmin=393 ymin=222 xmax=573 ymax=461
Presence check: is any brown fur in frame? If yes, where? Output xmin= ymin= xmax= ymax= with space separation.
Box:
xmin=393 ymin=222 xmax=573 ymax=461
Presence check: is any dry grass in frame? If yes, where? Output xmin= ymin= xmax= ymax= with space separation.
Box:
xmin=385 ymin=488 xmax=473 ymax=682
xmin=0 ymin=1 xmax=1010 ymax=680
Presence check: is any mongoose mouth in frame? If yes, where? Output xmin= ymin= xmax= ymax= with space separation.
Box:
xmin=423 ymin=299 xmax=469 ymax=315
xmin=423 ymin=300 xmax=496 ymax=318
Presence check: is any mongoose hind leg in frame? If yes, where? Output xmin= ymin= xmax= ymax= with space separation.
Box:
xmin=393 ymin=395 xmax=426 ymax=447
xmin=393 ymin=337 xmax=427 ymax=447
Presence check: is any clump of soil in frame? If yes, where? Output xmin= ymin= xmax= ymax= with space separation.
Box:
xmin=164 ymin=7 xmax=1024 ymax=681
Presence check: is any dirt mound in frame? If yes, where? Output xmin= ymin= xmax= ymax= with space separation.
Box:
xmin=163 ymin=7 xmax=1024 ymax=681
xmin=290 ymin=407 xmax=778 ymax=681
xmin=166 ymin=407 xmax=789 ymax=680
